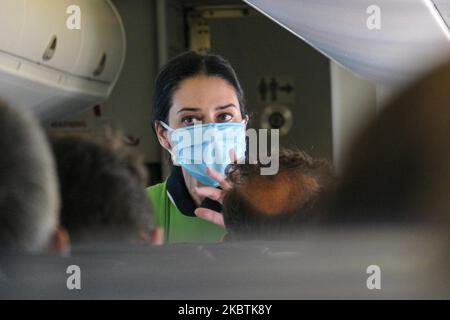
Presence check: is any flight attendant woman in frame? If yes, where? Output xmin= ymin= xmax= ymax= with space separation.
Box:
xmin=148 ymin=51 xmax=248 ymax=243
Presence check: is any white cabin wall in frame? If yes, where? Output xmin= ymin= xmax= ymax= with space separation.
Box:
xmin=330 ymin=61 xmax=377 ymax=174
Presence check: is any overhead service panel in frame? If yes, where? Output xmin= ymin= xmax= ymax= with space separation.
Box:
xmin=0 ymin=0 xmax=126 ymax=121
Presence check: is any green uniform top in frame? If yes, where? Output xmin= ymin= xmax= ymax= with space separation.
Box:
xmin=147 ymin=180 xmax=226 ymax=244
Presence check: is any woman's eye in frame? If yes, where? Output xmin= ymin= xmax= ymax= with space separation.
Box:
xmin=217 ymin=113 xmax=233 ymax=122
xmin=181 ymin=116 xmax=200 ymax=126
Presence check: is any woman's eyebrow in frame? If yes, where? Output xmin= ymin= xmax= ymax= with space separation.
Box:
xmin=176 ymin=107 xmax=201 ymax=114
xmin=215 ymin=104 xmax=237 ymax=111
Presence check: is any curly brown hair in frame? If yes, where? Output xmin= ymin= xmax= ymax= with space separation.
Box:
xmin=222 ymin=149 xmax=334 ymax=240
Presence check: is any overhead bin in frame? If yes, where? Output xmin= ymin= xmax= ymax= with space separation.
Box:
xmin=73 ymin=0 xmax=126 ymax=83
xmin=0 ymin=0 xmax=126 ymax=121
xmin=7 ymin=0 xmax=83 ymax=73
xmin=0 ymin=0 xmax=25 ymax=51
xmin=243 ymin=0 xmax=450 ymax=85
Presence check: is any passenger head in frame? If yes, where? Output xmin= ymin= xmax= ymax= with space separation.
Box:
xmin=51 ymin=134 xmax=157 ymax=244
xmin=153 ymin=51 xmax=248 ymax=151
xmin=328 ymin=63 xmax=450 ymax=226
xmin=0 ymin=101 xmax=61 ymax=253
xmin=222 ymin=149 xmax=334 ymax=240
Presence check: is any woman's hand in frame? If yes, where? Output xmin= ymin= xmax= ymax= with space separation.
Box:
xmin=193 ymin=150 xmax=236 ymax=228
xmin=193 ymin=167 xmax=230 ymax=228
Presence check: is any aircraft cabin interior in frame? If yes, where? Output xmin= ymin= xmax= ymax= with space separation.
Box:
xmin=0 ymin=0 xmax=449 ymax=300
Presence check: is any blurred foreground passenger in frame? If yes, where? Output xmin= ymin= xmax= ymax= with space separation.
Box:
xmin=328 ymin=63 xmax=450 ymax=226
xmin=0 ymin=101 xmax=67 ymax=254
xmin=222 ymin=149 xmax=334 ymax=240
xmin=51 ymin=135 xmax=162 ymax=245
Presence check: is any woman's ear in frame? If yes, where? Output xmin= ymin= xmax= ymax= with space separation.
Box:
xmin=150 ymin=227 xmax=164 ymax=246
xmin=138 ymin=227 xmax=164 ymax=246
xmin=49 ymin=227 xmax=70 ymax=257
xmin=243 ymin=114 xmax=249 ymax=127
xmin=154 ymin=121 xmax=172 ymax=151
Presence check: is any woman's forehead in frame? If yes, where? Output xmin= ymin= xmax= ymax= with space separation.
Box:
xmin=171 ymin=75 xmax=239 ymax=110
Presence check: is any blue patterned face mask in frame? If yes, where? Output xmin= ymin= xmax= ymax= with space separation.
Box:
xmin=160 ymin=121 xmax=247 ymax=187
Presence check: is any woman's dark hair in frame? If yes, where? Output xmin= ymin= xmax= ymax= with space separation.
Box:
xmin=152 ymin=51 xmax=247 ymax=127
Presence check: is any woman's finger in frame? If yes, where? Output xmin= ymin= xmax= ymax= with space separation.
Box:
xmin=205 ymin=167 xmax=231 ymax=190
xmin=229 ymin=148 xmax=237 ymax=163
xmin=194 ymin=186 xmax=224 ymax=203
xmin=229 ymin=148 xmax=245 ymax=164
xmin=194 ymin=208 xmax=225 ymax=228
